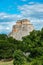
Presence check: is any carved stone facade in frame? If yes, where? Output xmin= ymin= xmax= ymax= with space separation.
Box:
xmin=9 ymin=19 xmax=34 ymax=40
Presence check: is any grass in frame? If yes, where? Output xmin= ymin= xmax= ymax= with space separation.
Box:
xmin=0 ymin=60 xmax=29 ymax=65
xmin=0 ymin=60 xmax=13 ymax=65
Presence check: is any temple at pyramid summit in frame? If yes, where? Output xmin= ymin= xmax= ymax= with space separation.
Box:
xmin=9 ymin=19 xmax=34 ymax=40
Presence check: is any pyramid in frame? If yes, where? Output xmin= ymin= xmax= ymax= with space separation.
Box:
xmin=9 ymin=19 xmax=34 ymax=40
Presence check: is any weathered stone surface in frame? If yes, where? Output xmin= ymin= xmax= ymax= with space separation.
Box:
xmin=9 ymin=19 xmax=34 ymax=40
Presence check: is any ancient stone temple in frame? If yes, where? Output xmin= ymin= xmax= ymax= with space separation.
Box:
xmin=9 ymin=19 xmax=34 ymax=40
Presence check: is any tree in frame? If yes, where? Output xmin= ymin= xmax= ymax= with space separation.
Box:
xmin=0 ymin=34 xmax=8 ymax=40
xmin=0 ymin=40 xmax=14 ymax=59
xmin=22 ymin=28 xmax=43 ymax=62
xmin=13 ymin=50 xmax=26 ymax=65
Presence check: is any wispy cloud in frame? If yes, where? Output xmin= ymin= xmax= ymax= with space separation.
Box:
xmin=28 ymin=2 xmax=35 ymax=5
xmin=0 ymin=13 xmax=21 ymax=19
xmin=18 ymin=3 xmax=43 ymax=18
xmin=0 ymin=2 xmax=43 ymax=34
xmin=0 ymin=21 xmax=16 ymax=34
xmin=18 ymin=2 xmax=43 ymax=29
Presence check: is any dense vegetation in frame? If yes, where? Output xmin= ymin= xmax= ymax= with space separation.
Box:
xmin=0 ymin=28 xmax=43 ymax=65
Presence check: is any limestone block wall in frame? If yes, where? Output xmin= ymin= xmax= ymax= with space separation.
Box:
xmin=9 ymin=19 xmax=34 ymax=40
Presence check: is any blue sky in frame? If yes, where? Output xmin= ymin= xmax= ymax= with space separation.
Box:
xmin=0 ymin=0 xmax=43 ymax=34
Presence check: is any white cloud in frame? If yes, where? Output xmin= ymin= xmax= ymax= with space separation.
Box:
xmin=18 ymin=3 xmax=43 ymax=29
xmin=0 ymin=13 xmax=23 ymax=21
xmin=0 ymin=20 xmax=16 ymax=34
xmin=0 ymin=21 xmax=16 ymax=30
xmin=0 ymin=25 xmax=3 ymax=29
xmin=28 ymin=2 xmax=35 ymax=5
xmin=18 ymin=3 xmax=43 ymax=14
xmin=0 ymin=2 xmax=43 ymax=34
xmin=5 ymin=27 xmax=10 ymax=30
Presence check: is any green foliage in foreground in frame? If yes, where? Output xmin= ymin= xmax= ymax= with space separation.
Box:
xmin=29 ymin=56 xmax=43 ymax=65
xmin=13 ymin=50 xmax=27 ymax=65
xmin=0 ymin=28 xmax=43 ymax=65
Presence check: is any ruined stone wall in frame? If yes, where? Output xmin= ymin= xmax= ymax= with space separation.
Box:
xmin=9 ymin=19 xmax=34 ymax=40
